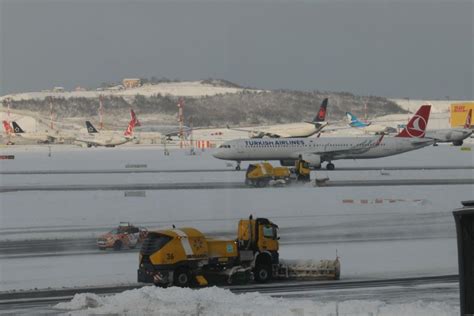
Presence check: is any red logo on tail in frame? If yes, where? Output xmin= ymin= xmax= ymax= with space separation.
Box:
xmin=396 ymin=105 xmax=431 ymax=138
xmin=317 ymin=108 xmax=326 ymax=121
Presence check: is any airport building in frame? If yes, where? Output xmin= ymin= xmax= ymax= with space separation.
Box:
xmin=450 ymin=102 xmax=474 ymax=127
xmin=122 ymin=78 xmax=142 ymax=89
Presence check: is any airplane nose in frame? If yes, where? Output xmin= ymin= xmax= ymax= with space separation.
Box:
xmin=212 ymin=150 xmax=224 ymax=159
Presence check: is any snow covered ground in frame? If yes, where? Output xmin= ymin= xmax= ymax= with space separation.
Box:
xmin=0 ymin=143 xmax=472 ymax=314
xmin=53 ymin=286 xmax=459 ymax=316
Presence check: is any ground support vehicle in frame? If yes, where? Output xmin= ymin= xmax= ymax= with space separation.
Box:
xmin=245 ymin=160 xmax=311 ymax=187
xmin=97 ymin=222 xmax=148 ymax=250
xmin=137 ymin=216 xmax=340 ymax=287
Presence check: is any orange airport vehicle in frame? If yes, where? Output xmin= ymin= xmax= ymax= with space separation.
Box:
xmin=97 ymin=222 xmax=148 ymax=251
xmin=138 ymin=216 xmax=340 ymax=287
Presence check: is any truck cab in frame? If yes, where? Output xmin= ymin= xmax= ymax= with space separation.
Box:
xmin=237 ymin=216 xmax=280 ymax=282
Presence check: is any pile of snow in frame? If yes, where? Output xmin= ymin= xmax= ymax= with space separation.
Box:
xmin=0 ymin=81 xmax=261 ymax=102
xmin=54 ymin=286 xmax=458 ymax=316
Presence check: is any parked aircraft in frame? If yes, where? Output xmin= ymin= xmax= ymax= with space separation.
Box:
xmin=213 ymin=105 xmax=433 ymax=170
xmin=227 ymin=98 xmax=329 ymax=138
xmin=76 ymin=116 xmax=137 ymax=147
xmin=10 ymin=121 xmax=57 ymax=143
xmin=425 ymin=109 xmax=472 ymax=146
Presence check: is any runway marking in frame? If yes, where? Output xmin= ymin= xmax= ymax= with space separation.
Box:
xmin=0 ymin=165 xmax=473 ymax=175
xmin=0 ymin=179 xmax=473 ymax=193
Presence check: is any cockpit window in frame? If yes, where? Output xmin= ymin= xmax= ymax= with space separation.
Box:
xmin=219 ymin=145 xmax=231 ymax=148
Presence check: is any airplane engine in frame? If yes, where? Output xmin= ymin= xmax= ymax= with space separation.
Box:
xmin=301 ymin=154 xmax=321 ymax=168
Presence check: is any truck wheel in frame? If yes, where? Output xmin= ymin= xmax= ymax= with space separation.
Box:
xmin=254 ymin=265 xmax=272 ymax=283
xmin=113 ymin=240 xmax=123 ymax=251
xmin=174 ymin=268 xmax=191 ymax=287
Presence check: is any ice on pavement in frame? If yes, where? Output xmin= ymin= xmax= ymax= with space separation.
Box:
xmin=54 ymin=286 xmax=458 ymax=316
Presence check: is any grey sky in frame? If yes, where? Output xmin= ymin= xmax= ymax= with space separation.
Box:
xmin=1 ymin=0 xmax=472 ymax=99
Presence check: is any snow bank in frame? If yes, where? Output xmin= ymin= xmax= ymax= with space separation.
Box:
xmin=54 ymin=286 xmax=458 ymax=316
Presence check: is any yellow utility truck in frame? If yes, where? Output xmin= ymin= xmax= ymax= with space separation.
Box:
xmin=137 ymin=216 xmax=340 ymax=287
xmin=245 ymin=160 xmax=311 ymax=187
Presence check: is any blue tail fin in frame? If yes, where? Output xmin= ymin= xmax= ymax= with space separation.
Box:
xmin=346 ymin=112 xmax=369 ymax=128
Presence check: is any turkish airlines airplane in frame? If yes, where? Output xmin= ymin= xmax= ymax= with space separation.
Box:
xmin=227 ymin=98 xmax=329 ymax=138
xmin=213 ymin=105 xmax=433 ymax=170
xmin=425 ymin=109 xmax=472 ymax=146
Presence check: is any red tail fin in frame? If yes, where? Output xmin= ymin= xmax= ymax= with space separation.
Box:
xmin=2 ymin=121 xmax=13 ymax=134
xmin=130 ymin=109 xmax=141 ymax=127
xmin=464 ymin=109 xmax=472 ymax=129
xmin=395 ymin=105 xmax=431 ymax=138
xmin=124 ymin=119 xmax=136 ymax=137
xmin=313 ymin=98 xmax=328 ymax=122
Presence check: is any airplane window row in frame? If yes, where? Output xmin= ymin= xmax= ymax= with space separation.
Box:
xmin=219 ymin=144 xmax=231 ymax=148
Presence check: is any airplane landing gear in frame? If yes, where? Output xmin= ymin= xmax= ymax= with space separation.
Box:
xmin=326 ymin=162 xmax=335 ymax=171
xmin=236 ymin=161 xmax=241 ymax=171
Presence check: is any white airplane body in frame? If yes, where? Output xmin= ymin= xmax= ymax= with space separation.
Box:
xmin=75 ymin=134 xmax=133 ymax=147
xmin=237 ymin=121 xmax=328 ymax=138
xmin=75 ymin=111 xmax=137 ymax=147
xmin=424 ymin=109 xmax=472 ymax=146
xmin=228 ymin=98 xmax=329 ymax=138
xmin=213 ymin=105 xmax=433 ymax=170
xmin=10 ymin=121 xmax=75 ymax=144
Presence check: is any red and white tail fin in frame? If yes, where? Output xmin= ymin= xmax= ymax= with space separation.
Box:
xmin=130 ymin=109 xmax=141 ymax=127
xmin=124 ymin=119 xmax=136 ymax=137
xmin=2 ymin=121 xmax=13 ymax=135
xmin=464 ymin=109 xmax=472 ymax=129
xmin=395 ymin=105 xmax=431 ymax=138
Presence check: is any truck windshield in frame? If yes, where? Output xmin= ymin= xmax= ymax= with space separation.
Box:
xmin=141 ymin=233 xmax=172 ymax=255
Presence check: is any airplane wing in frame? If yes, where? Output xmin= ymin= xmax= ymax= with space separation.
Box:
xmin=307 ymin=135 xmax=385 ymax=161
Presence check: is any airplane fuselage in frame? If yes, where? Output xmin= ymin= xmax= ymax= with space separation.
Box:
xmin=213 ymin=136 xmax=433 ymax=164
xmin=425 ymin=128 xmax=472 ymax=144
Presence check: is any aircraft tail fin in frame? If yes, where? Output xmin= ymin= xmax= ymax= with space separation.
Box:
xmin=464 ymin=109 xmax=472 ymax=129
xmin=124 ymin=118 xmax=136 ymax=137
xmin=130 ymin=109 xmax=141 ymax=127
xmin=86 ymin=121 xmax=99 ymax=133
xmin=312 ymin=98 xmax=328 ymax=122
xmin=12 ymin=122 xmax=25 ymax=133
xmin=395 ymin=105 xmax=431 ymax=138
xmin=2 ymin=121 xmax=13 ymax=134
xmin=346 ymin=112 xmax=370 ymax=127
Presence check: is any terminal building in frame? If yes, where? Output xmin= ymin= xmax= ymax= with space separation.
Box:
xmin=122 ymin=78 xmax=142 ymax=89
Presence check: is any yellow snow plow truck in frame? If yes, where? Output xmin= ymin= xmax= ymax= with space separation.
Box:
xmin=245 ymin=160 xmax=311 ymax=187
xmin=137 ymin=216 xmax=340 ymax=287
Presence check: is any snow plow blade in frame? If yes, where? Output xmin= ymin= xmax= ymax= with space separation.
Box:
xmin=276 ymin=258 xmax=340 ymax=280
